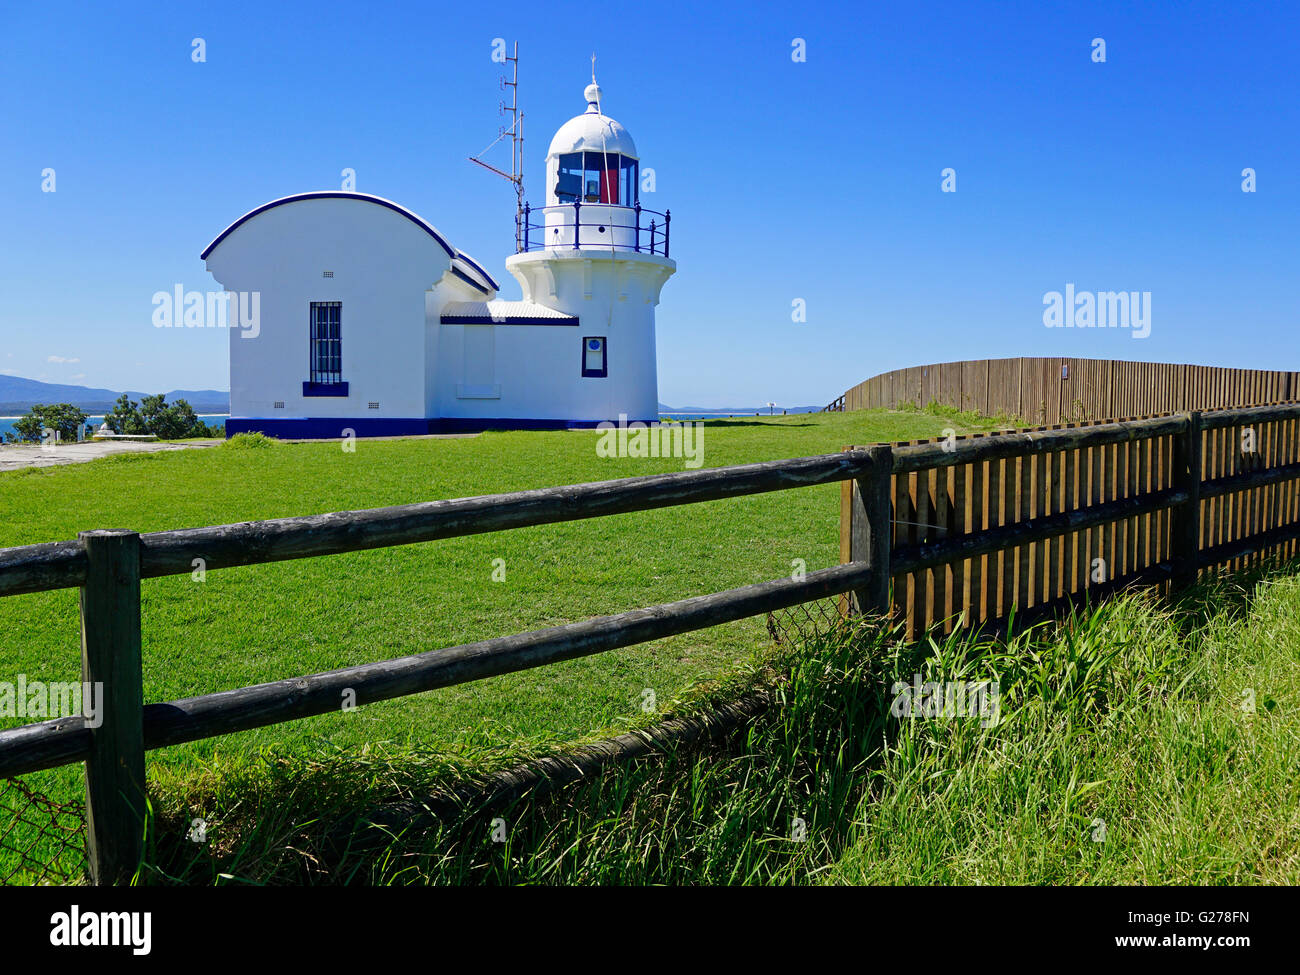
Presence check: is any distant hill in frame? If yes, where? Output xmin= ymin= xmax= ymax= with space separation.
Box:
xmin=0 ymin=375 xmax=229 ymax=414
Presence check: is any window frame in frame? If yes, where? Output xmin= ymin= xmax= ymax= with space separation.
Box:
xmin=556 ymin=152 xmax=638 ymax=206
xmin=581 ymin=335 xmax=608 ymax=378
xmin=304 ymin=301 xmax=348 ymax=397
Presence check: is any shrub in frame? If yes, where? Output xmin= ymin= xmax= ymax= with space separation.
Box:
xmin=223 ymin=432 xmax=279 ymax=449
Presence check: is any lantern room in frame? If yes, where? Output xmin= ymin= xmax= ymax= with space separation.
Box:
xmin=546 ymin=83 xmax=639 ymax=207
xmin=521 ymin=79 xmax=668 ymax=255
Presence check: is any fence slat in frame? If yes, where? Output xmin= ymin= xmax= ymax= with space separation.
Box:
xmin=968 ymin=438 xmax=985 ymax=625
xmin=1172 ymin=413 xmax=1203 ymax=586
xmin=912 ymin=453 xmax=930 ymax=634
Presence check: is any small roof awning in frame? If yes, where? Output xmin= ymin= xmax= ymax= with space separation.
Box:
xmin=441 ymin=300 xmax=579 ymax=326
xmin=449 ymin=256 xmax=498 ymax=296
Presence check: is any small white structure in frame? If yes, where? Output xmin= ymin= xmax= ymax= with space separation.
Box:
xmin=202 ymin=78 xmax=675 ymax=438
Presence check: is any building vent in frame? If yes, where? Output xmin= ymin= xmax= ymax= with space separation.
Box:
xmin=273 ymin=401 xmax=285 ymax=409
xmin=368 ymin=401 xmax=380 ymax=409
xmin=323 ymin=271 xmax=334 ymax=278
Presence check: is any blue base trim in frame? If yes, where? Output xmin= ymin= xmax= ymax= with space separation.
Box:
xmin=225 ymin=417 xmax=658 ymax=439
xmin=226 ymin=417 xmax=436 ymax=439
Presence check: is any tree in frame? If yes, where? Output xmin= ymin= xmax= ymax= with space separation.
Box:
xmin=105 ymin=393 xmax=216 ymax=439
xmin=104 ymin=394 xmax=145 ymax=435
xmin=164 ymin=398 xmax=208 ymax=438
xmin=11 ymin=403 xmax=88 ymax=444
xmin=140 ymin=394 xmax=197 ymax=440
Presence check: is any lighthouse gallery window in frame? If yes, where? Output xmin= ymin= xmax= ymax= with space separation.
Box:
xmin=556 ymin=153 xmax=637 ymax=205
xmin=310 ymin=301 xmax=342 ymax=384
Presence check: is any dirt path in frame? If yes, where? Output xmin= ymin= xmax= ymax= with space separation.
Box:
xmin=0 ymin=440 xmax=220 ymax=472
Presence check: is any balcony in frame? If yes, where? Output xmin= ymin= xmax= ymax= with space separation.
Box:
xmin=516 ymin=202 xmax=670 ymax=257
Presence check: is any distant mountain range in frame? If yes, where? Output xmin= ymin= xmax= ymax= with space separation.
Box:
xmin=0 ymin=375 xmax=229 ymax=414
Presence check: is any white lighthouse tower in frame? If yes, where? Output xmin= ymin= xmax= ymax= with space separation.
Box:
xmin=507 ymin=76 xmax=676 ymax=423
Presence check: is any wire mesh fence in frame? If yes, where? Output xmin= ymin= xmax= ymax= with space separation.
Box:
xmin=0 ymin=775 xmax=86 ymax=885
xmin=765 ymin=596 xmax=848 ymax=649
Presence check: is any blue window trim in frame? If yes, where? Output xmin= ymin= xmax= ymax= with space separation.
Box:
xmin=581 ymin=336 xmax=607 ymax=378
xmin=302 ymin=381 xmax=350 ymax=397
xmin=309 ymin=301 xmax=343 ymax=386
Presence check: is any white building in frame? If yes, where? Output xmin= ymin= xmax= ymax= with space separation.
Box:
xmin=202 ymin=79 xmax=676 ymax=437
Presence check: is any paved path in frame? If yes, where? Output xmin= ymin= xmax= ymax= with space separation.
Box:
xmin=0 ymin=440 xmax=221 ymax=472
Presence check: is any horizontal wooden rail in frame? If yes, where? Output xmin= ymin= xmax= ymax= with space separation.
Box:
xmin=891 ymin=486 xmax=1190 ymax=576
xmin=0 ymin=540 xmax=86 ymax=599
xmin=890 ymin=414 xmax=1190 ymax=473
xmin=1201 ymin=461 xmax=1300 ymax=500
xmin=0 ymin=561 xmax=876 ymax=778
xmin=0 ymin=451 xmax=884 ymax=598
xmin=1199 ymin=402 xmax=1300 ymax=429
xmin=1197 ymin=521 xmax=1300 ymax=570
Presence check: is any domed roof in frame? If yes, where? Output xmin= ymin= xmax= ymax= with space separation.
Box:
xmin=546 ymin=82 xmax=638 ymax=159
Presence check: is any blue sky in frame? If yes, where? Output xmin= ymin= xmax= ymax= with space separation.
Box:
xmin=1 ymin=0 xmax=1296 ymax=406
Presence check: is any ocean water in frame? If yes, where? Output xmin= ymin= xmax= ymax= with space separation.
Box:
xmin=0 ymin=415 xmax=228 ymax=441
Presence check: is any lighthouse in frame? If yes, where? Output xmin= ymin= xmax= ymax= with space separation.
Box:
xmin=508 ymin=77 xmax=676 ymax=424
xmin=203 ymin=70 xmax=675 ymax=438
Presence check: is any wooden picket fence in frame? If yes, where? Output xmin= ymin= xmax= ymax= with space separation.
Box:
xmin=841 ymin=403 xmax=1300 ymax=639
xmin=833 ymin=357 xmax=1300 ymax=426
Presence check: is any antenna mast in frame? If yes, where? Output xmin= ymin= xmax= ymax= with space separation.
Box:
xmin=468 ymin=41 xmax=526 ymax=252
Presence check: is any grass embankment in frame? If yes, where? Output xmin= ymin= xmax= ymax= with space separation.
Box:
xmin=149 ymin=562 xmax=1300 ymax=885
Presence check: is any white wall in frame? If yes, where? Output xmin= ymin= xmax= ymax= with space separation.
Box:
xmin=437 ymin=250 xmax=675 ymax=422
xmin=204 ymin=196 xmax=474 ymax=423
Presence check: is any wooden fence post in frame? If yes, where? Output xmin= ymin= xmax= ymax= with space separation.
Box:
xmin=849 ymin=445 xmax=893 ymax=616
xmin=79 ymin=529 xmax=146 ymax=885
xmin=838 ymin=447 xmax=854 ymax=618
xmin=1171 ymin=412 xmax=1203 ymax=587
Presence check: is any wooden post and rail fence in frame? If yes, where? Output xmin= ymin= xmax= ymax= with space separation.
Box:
xmin=1 ymin=401 xmax=1298 ymax=883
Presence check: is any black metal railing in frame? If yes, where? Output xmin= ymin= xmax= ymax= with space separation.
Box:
xmin=516 ymin=201 xmax=671 ymax=257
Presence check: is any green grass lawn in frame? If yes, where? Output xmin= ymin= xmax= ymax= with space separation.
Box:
xmin=0 ymin=409 xmax=995 ymax=793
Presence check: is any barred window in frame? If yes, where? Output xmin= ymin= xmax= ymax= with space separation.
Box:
xmin=310 ymin=302 xmax=342 ymax=384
